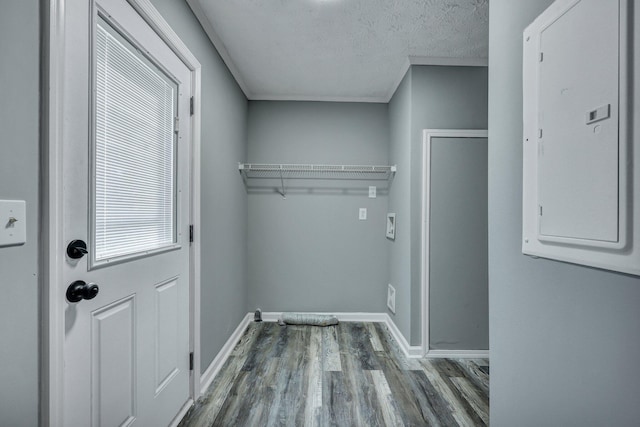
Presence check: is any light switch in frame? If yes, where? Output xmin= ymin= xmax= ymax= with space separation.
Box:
xmin=0 ymin=200 xmax=26 ymax=247
xmin=368 ymin=186 xmax=377 ymax=198
xmin=359 ymin=208 xmax=367 ymax=220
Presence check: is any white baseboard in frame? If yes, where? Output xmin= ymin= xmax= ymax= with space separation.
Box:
xmin=260 ymin=312 xmax=388 ymax=323
xmin=169 ymin=398 xmax=194 ymax=427
xmin=425 ymin=349 xmax=490 ymax=359
xmin=383 ymin=314 xmax=423 ymax=359
xmin=199 ymin=313 xmax=252 ymax=395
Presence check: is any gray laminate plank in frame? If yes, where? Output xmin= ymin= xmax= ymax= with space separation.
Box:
xmin=369 ymin=369 xmax=406 ymax=426
xmin=375 ymin=349 xmax=430 ymax=426
xmin=182 ymin=323 xmax=490 ymax=427
xmin=420 ymin=359 xmax=477 ymax=427
xmin=214 ymin=351 xmax=281 ymax=426
xmin=322 ymin=326 xmax=342 ymax=372
xmin=337 ymin=324 xmax=387 ymax=426
xmin=433 ymin=358 xmax=489 ymax=423
xmin=366 ymin=323 xmax=385 ymax=352
xmin=272 ymin=323 xmax=290 ymax=358
xmin=210 ymin=370 xmax=251 ymax=426
xmin=273 ymin=326 xmax=312 ymax=427
xmin=429 ymin=359 xmax=487 ymax=426
xmin=231 ymin=322 xmax=261 ymax=358
xmin=177 ymin=355 xmax=243 ymax=427
xmin=451 ymin=359 xmax=490 ymax=397
xmin=304 ymin=327 xmax=323 ymax=427
xmin=242 ymin=322 xmax=281 ymax=371
xmin=407 ymin=369 xmax=459 ymax=427
xmin=322 ymin=371 xmax=355 ymax=427
xmin=451 ymin=377 xmax=489 ymax=426
xmin=339 ymin=323 xmax=381 ymax=371
xmin=179 ymin=323 xmax=265 ymax=427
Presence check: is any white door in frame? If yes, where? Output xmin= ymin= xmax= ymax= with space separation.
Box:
xmin=61 ymin=1 xmax=192 ymax=425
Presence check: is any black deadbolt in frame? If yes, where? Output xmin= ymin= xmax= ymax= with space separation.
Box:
xmin=67 ymin=239 xmax=88 ymax=259
xmin=66 ymin=280 xmax=99 ymax=303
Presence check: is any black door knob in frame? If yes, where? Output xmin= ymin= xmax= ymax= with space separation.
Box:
xmin=66 ymin=280 xmax=99 ymax=303
xmin=67 ymin=239 xmax=88 ymax=259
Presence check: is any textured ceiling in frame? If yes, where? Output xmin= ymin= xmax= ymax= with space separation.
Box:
xmin=186 ymin=0 xmax=489 ymax=102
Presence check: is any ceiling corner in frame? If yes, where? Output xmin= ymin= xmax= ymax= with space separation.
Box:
xmin=185 ymin=0 xmax=252 ymax=99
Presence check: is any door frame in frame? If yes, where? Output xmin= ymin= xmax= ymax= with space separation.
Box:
xmin=421 ymin=129 xmax=488 ymax=357
xmin=41 ymin=1 xmax=202 ymax=425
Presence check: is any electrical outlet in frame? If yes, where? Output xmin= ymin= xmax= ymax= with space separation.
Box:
xmin=369 ymin=186 xmax=377 ymax=198
xmin=359 ymin=208 xmax=367 ymax=220
xmin=387 ymin=284 xmax=396 ymax=314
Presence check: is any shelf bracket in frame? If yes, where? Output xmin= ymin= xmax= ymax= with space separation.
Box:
xmin=278 ymin=167 xmax=286 ymax=199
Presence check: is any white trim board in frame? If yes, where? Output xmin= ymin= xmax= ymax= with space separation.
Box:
xmin=199 ymin=313 xmax=253 ymax=395
xmin=421 ymin=129 xmax=489 ymax=359
xmin=425 ymin=350 xmax=490 ymax=359
xmin=169 ymin=398 xmax=194 ymax=427
xmin=409 ymin=55 xmax=488 ymax=67
xmin=41 ymin=2 xmax=65 ymax=425
xmin=383 ymin=314 xmax=424 ymax=359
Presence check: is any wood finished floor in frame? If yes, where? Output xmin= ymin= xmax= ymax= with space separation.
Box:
xmin=179 ymin=322 xmax=489 ymax=427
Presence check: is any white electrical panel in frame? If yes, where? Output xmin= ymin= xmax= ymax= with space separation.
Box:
xmin=522 ymin=0 xmax=639 ymax=275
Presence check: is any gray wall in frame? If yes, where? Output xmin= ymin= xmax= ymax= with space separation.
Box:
xmin=246 ymin=101 xmax=390 ymax=313
xmin=489 ymin=1 xmax=640 ymax=425
xmin=429 ymin=137 xmax=488 ymax=350
xmin=148 ymin=0 xmax=249 ymax=372
xmin=388 ymin=72 xmax=413 ymax=338
xmin=0 ymin=1 xmax=40 ymax=426
xmin=410 ymin=66 xmax=489 ymax=346
xmin=387 ymin=66 xmax=489 ymax=346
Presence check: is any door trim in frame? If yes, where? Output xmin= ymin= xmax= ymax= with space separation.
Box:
xmin=420 ymin=129 xmax=488 ymax=357
xmin=42 ymin=1 xmax=202 ymax=425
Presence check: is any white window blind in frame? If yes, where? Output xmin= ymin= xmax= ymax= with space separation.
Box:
xmin=94 ymin=20 xmax=177 ymax=262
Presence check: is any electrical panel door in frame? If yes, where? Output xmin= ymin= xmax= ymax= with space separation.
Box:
xmin=537 ymin=0 xmax=619 ymax=243
xmin=523 ymin=0 xmax=638 ymax=275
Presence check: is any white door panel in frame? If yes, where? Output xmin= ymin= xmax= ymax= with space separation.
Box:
xmin=60 ymin=1 xmax=192 ymax=426
xmin=91 ymin=296 xmax=136 ymax=427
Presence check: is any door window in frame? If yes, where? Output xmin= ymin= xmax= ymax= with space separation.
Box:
xmin=93 ymin=16 xmax=178 ymax=263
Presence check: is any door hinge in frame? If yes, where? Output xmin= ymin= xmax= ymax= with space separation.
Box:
xmin=189 ymin=225 xmax=194 ymax=243
xmin=190 ymin=96 xmax=194 ymax=116
xmin=189 ymin=352 xmax=194 ymax=371
xmin=174 ymin=116 xmax=180 ymax=134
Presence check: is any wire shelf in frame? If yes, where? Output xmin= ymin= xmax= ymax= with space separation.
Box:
xmin=238 ymin=163 xmax=397 ymax=180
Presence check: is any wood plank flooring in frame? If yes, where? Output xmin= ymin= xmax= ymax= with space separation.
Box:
xmin=179 ymin=322 xmax=489 ymax=427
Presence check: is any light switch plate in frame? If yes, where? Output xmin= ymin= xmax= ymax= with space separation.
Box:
xmin=359 ymin=208 xmax=367 ymax=220
xmin=368 ymin=186 xmax=377 ymax=198
xmin=0 ymin=200 xmax=26 ymax=247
